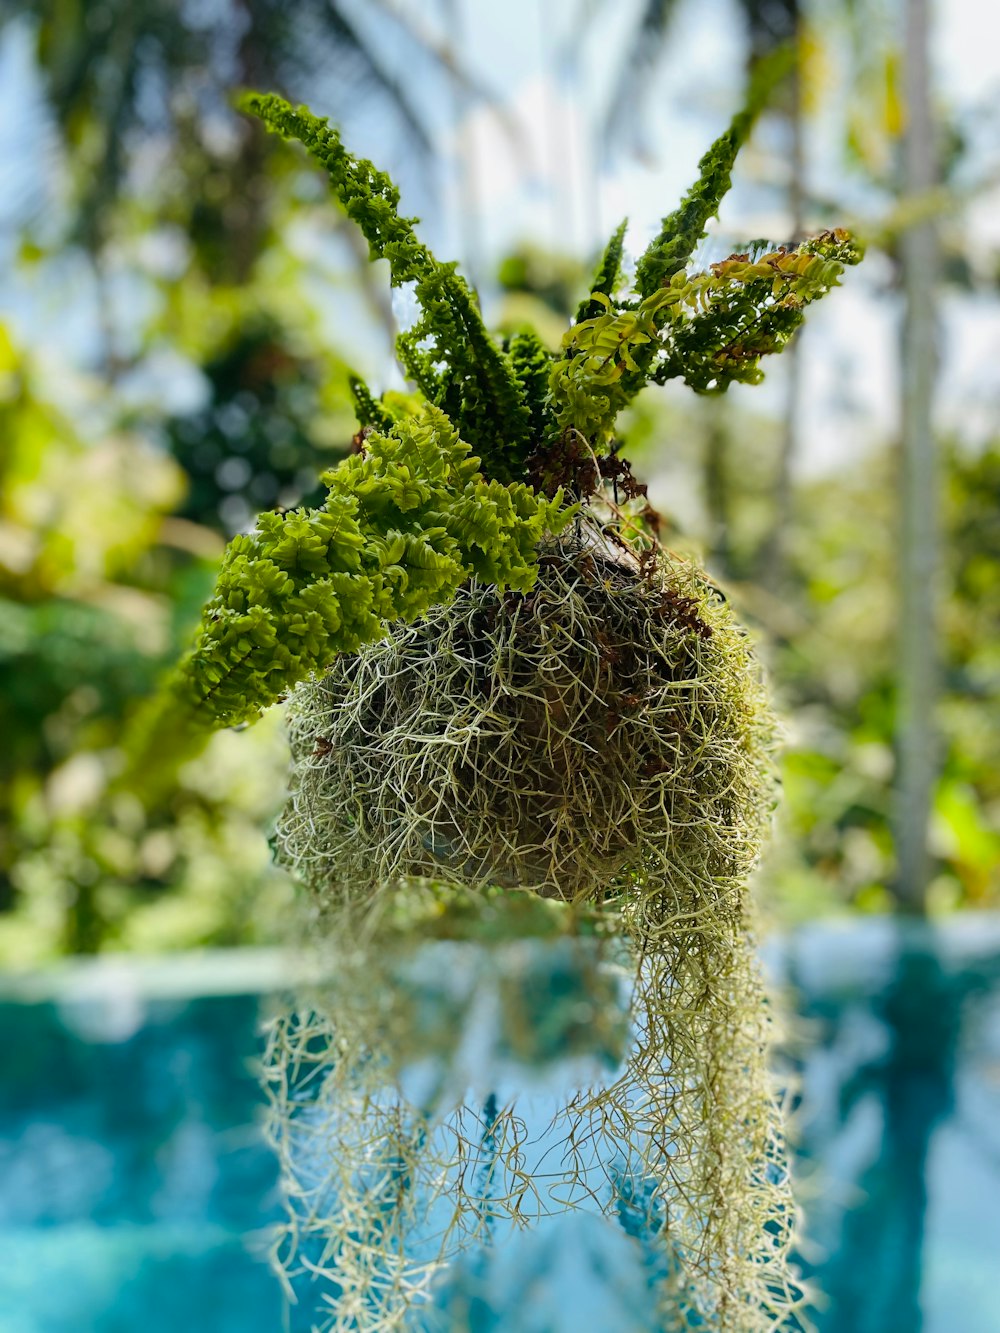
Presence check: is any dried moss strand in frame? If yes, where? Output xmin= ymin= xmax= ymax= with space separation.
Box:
xmin=262 ymin=916 xmax=808 ymax=1331
xmin=277 ymin=536 xmax=772 ymax=907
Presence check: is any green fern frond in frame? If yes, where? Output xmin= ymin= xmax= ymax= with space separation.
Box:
xmin=547 ymin=48 xmax=855 ymax=451
xmin=654 ymin=229 xmax=864 ymax=392
xmin=242 ymin=93 xmax=533 ymax=482
xmin=633 ymin=120 xmax=749 ymax=300
xmin=175 ymin=405 xmax=570 ymax=727
xmin=634 ymin=45 xmax=794 ymax=298
xmin=506 ymin=329 xmax=551 ymax=440
xmin=395 ymin=328 xmax=442 ymax=401
xmin=549 ymin=287 xmax=679 ymax=450
xmin=548 ymin=229 xmax=860 ymax=447
xmin=576 ymin=218 xmax=628 ymax=323
xmin=348 ymin=375 xmax=395 ymax=432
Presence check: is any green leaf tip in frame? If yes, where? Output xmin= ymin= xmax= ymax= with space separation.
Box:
xmin=576 ymin=218 xmax=629 ymax=324
xmin=634 ymin=42 xmax=796 ymax=299
xmin=348 ymin=375 xmax=394 ymax=433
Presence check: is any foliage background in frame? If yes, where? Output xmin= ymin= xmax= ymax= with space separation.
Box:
xmin=0 ymin=0 xmax=997 ymax=961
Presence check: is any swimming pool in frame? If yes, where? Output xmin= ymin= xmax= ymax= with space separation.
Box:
xmin=1 ymin=919 xmax=998 ymax=1332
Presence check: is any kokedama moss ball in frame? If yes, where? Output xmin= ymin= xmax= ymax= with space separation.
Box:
xmin=156 ymin=91 xmax=858 ymax=1333
xmin=277 ymin=531 xmax=777 ymax=917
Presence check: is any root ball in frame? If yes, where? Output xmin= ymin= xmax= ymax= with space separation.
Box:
xmin=277 ymin=535 xmax=776 ymax=922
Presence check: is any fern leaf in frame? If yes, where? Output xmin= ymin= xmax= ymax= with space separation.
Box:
xmin=174 ymin=405 xmax=570 ymax=726
xmin=242 ymin=93 xmax=533 ymax=482
xmin=654 ymin=230 xmax=863 ymax=392
xmin=576 ymin=218 xmax=628 ymax=323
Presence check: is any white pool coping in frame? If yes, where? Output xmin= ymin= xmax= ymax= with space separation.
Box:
xmin=0 ymin=947 xmax=296 ymax=1004
xmin=2 ymin=913 xmax=999 ymax=1005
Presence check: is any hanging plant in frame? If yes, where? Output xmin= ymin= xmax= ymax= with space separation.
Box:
xmin=169 ymin=82 xmax=860 ymax=1331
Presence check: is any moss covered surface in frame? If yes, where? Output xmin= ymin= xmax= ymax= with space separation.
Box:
xmin=278 ymin=529 xmax=774 ymax=915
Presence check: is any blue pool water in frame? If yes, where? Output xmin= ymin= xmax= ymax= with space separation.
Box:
xmin=1 ymin=919 xmax=999 ymax=1332
xmin=0 ymin=990 xmax=285 ymax=1333
xmin=776 ymin=917 xmax=1000 ymax=1333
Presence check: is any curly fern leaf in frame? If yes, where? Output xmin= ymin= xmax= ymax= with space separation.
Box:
xmin=548 ymin=230 xmax=861 ymax=449
xmin=175 ymin=406 xmax=570 ymax=727
xmin=348 ymin=375 xmax=395 ymax=432
xmin=507 ymin=329 xmax=552 ymax=441
xmin=549 ymin=288 xmax=678 ymax=450
xmin=633 ymin=121 xmax=749 ymax=300
xmin=654 ymin=230 xmax=864 ymax=392
xmin=242 ymin=93 xmax=533 ymax=482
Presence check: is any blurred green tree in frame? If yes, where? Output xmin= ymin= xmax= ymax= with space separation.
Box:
xmin=0 ymin=323 xmax=298 ymax=957
xmin=762 ymin=437 xmax=1000 ymax=916
xmin=164 ymin=316 xmax=340 ymax=535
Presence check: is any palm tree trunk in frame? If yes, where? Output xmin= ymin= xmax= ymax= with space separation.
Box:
xmin=759 ymin=37 xmax=804 ymax=591
xmin=894 ymin=0 xmax=939 ymax=913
